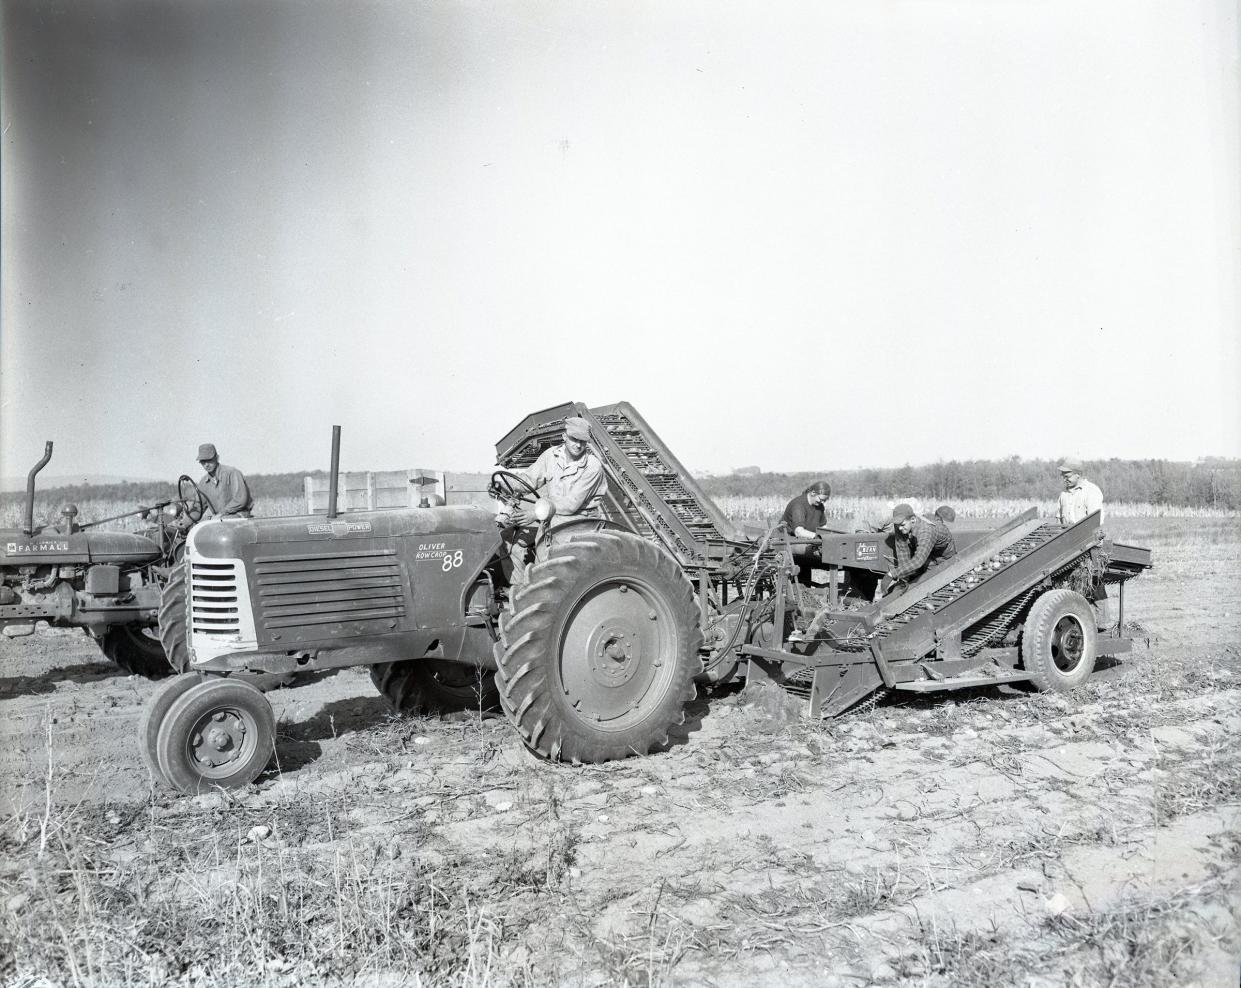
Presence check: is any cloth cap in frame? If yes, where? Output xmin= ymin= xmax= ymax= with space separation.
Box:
xmin=197 ymin=443 xmax=218 ymax=461
xmin=935 ymin=505 xmax=956 ymax=523
xmin=563 ymin=417 xmax=591 ymax=441
xmin=1058 ymin=458 xmax=1082 ymax=473
xmin=892 ymin=503 xmax=914 ymax=521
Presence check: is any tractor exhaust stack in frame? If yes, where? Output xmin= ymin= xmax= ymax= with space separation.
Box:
xmin=23 ymin=441 xmax=53 ymax=536
xmin=327 ymin=426 xmax=341 ymax=519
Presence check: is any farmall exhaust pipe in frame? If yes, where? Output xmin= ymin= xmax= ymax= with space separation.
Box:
xmin=24 ymin=441 xmax=53 ymax=536
xmin=327 ymin=425 xmax=341 ymax=519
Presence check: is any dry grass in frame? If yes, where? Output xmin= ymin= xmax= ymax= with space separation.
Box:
xmin=1 ymin=519 xmax=1238 ymax=986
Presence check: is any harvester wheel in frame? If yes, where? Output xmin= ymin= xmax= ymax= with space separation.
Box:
xmin=370 ymin=659 xmax=500 ymax=715
xmin=155 ymin=677 xmax=275 ymax=794
xmin=101 ymin=624 xmax=173 ymax=679
xmin=140 ymin=672 xmax=203 ymax=785
xmin=496 ymin=530 xmax=701 ymax=763
xmin=1021 ymin=589 xmax=1098 ymax=693
xmin=158 ymin=562 xmax=191 ymax=674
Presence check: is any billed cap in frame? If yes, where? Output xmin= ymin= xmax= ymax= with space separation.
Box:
xmin=891 ymin=503 xmax=914 ymax=521
xmin=935 ymin=505 xmax=956 ymax=523
xmin=563 ymin=417 xmax=591 ymax=441
xmin=197 ymin=443 xmax=218 ymax=461
xmin=1058 ymin=458 xmax=1082 ymax=473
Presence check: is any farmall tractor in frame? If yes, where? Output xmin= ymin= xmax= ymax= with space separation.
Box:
xmin=144 ymin=402 xmax=1151 ymax=794
xmin=1 ymin=441 xmax=212 ymax=677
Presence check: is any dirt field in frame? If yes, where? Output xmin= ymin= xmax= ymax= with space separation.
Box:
xmin=2 ymin=517 xmax=1239 ymax=986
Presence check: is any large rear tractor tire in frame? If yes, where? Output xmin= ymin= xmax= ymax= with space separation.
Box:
xmin=155 ymin=677 xmax=276 ymax=794
xmin=1021 ymin=589 xmax=1098 ymax=692
xmin=496 ymin=531 xmax=701 ymax=763
xmin=101 ymin=624 xmax=173 ymax=679
xmin=157 ymin=562 xmax=191 ymax=674
xmin=370 ymin=659 xmax=500 ymax=715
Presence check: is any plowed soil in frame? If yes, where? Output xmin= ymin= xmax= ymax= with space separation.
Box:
xmin=2 ymin=518 xmax=1239 ymax=986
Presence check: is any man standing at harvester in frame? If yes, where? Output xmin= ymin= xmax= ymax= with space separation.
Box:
xmin=195 ymin=443 xmax=254 ymax=518
xmin=1055 ymin=459 xmax=1111 ymax=629
xmin=1056 ymin=459 xmax=1104 ymax=526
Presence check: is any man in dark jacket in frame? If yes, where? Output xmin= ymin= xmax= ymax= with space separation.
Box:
xmin=782 ymin=481 xmax=831 ymax=585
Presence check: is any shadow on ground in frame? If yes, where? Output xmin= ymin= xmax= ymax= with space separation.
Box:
xmin=0 ymin=660 xmax=126 ymax=698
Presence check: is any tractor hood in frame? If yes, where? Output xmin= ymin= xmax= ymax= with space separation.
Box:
xmin=189 ymin=506 xmax=498 ymax=559
xmin=0 ymin=530 xmax=161 ymax=567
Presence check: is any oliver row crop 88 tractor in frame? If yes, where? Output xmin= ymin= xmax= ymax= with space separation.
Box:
xmin=142 ymin=402 xmax=1152 ymax=794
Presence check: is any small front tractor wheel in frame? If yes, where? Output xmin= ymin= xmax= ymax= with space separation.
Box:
xmin=157 ymin=562 xmax=191 ymax=674
xmin=1021 ymin=589 xmax=1098 ymax=692
xmin=370 ymin=659 xmax=501 ymax=715
xmin=101 ymin=624 xmax=173 ymax=679
xmin=155 ymin=677 xmax=276 ymax=794
xmin=496 ymin=530 xmax=701 ymax=763
xmin=140 ymin=672 xmax=204 ymax=784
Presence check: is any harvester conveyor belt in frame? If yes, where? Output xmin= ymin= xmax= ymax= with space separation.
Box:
xmin=814 ymin=509 xmax=1111 ymax=664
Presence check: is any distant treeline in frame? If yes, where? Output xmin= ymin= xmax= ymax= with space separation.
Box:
xmin=4 ymin=459 xmax=1239 ymax=515
xmin=699 ymin=457 xmax=1241 ymax=511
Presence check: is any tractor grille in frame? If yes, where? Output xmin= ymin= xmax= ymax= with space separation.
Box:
xmin=252 ymin=549 xmax=405 ymax=630
xmin=190 ymin=561 xmax=242 ymax=636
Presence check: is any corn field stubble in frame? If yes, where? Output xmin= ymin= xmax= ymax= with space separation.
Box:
xmin=0 ymin=516 xmax=1238 ymax=985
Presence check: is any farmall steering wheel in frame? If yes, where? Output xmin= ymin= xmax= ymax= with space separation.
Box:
xmin=488 ymin=470 xmax=540 ymax=511
xmin=177 ymin=475 xmax=210 ymax=523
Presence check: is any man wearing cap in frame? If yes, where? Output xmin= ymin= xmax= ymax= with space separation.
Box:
xmin=881 ymin=503 xmax=957 ymax=594
xmin=195 ymin=443 xmax=254 ymax=519
xmin=1057 ymin=460 xmax=1104 ymax=527
xmin=503 ymin=416 xmax=606 ymax=583
xmin=1056 ymin=460 xmax=1111 ymax=629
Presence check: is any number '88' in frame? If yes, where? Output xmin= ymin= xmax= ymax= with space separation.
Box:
xmin=441 ymin=549 xmax=464 ymax=572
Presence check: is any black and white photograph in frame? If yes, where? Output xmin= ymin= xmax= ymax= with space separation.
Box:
xmin=2 ymin=1 xmax=1239 ymax=984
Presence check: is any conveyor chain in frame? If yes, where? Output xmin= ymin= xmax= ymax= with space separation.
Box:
xmin=596 ymin=412 xmax=727 ymax=543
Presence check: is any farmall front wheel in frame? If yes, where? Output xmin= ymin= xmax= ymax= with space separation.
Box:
xmin=101 ymin=624 xmax=173 ymax=679
xmin=496 ymin=531 xmax=701 ymax=763
xmin=370 ymin=659 xmax=501 ymax=715
xmin=1021 ymin=588 xmax=1098 ymax=692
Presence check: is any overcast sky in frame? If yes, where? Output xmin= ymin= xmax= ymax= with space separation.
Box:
xmin=2 ymin=0 xmax=1238 ymax=484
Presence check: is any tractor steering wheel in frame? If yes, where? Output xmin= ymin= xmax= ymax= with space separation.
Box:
xmin=488 ymin=470 xmax=540 ymax=511
xmin=177 ymin=475 xmax=209 ymax=523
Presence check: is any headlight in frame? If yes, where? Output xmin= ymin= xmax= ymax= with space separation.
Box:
xmin=164 ymin=503 xmax=183 ymax=519
xmin=534 ymin=498 xmax=556 ymax=522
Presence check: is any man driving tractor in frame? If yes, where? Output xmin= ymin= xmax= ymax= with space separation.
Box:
xmin=195 ymin=443 xmax=254 ymax=519
xmin=501 ymin=416 xmax=607 ymax=583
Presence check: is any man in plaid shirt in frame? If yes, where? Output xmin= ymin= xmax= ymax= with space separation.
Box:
xmin=881 ymin=503 xmax=956 ymax=594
